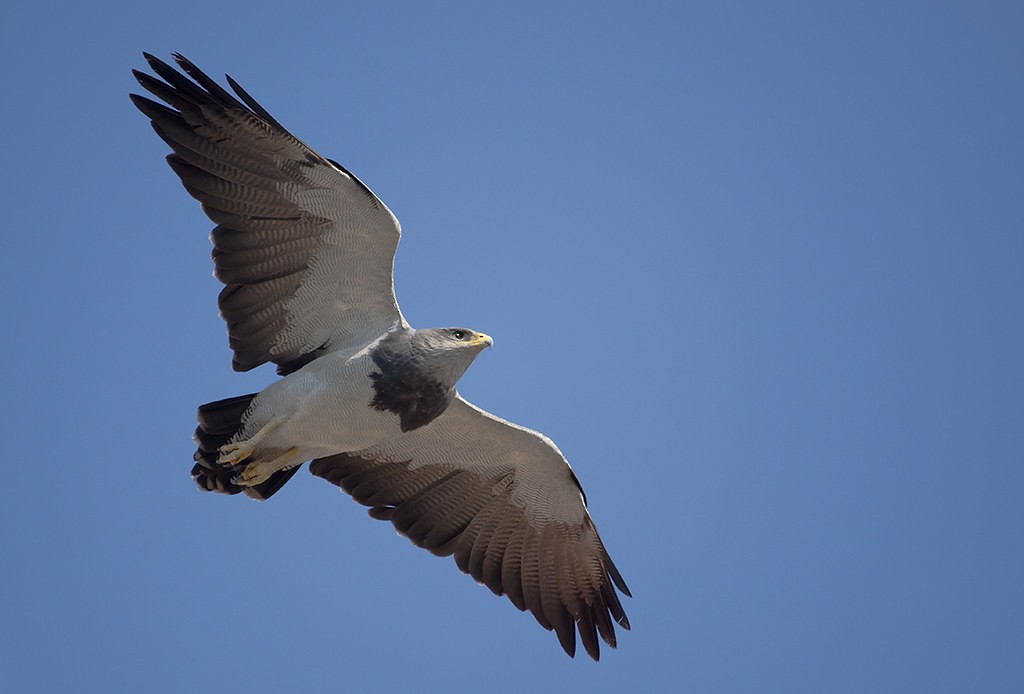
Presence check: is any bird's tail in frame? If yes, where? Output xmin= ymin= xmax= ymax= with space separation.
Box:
xmin=191 ymin=393 xmax=300 ymax=500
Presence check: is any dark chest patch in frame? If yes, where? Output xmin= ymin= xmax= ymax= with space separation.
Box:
xmin=369 ymin=337 xmax=454 ymax=432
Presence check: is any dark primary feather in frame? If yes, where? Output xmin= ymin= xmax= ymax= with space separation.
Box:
xmin=130 ymin=53 xmax=403 ymax=372
xmin=309 ymin=398 xmax=631 ymax=661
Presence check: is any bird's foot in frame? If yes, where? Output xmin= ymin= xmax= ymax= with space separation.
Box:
xmin=218 ymin=416 xmax=284 ymax=466
xmin=232 ymin=447 xmax=302 ymax=487
xmin=233 ymin=461 xmax=275 ymax=486
xmin=218 ymin=441 xmax=255 ymax=466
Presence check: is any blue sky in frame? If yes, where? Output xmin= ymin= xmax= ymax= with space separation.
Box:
xmin=2 ymin=1 xmax=1022 ymax=692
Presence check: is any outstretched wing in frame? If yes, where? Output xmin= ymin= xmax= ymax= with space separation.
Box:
xmin=131 ymin=53 xmax=403 ymax=373
xmin=309 ymin=396 xmax=631 ymax=660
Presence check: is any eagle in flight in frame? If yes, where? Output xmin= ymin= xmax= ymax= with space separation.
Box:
xmin=131 ymin=53 xmax=630 ymax=660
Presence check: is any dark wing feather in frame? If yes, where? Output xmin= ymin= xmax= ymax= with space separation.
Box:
xmin=309 ymin=396 xmax=630 ymax=661
xmin=131 ymin=53 xmax=403 ymax=372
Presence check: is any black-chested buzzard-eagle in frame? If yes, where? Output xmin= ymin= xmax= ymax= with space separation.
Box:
xmin=130 ymin=53 xmax=630 ymax=660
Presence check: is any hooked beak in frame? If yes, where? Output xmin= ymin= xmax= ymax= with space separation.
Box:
xmin=471 ymin=332 xmax=494 ymax=349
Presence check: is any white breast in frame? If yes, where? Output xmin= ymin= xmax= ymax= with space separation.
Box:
xmin=237 ymin=346 xmax=404 ymax=459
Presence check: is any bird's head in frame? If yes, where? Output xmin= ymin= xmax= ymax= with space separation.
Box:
xmin=410 ymin=327 xmax=493 ymax=385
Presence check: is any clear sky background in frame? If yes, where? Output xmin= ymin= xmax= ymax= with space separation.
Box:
xmin=2 ymin=2 xmax=1021 ymax=692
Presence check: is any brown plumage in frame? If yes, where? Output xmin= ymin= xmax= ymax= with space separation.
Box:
xmin=310 ymin=398 xmax=631 ymax=660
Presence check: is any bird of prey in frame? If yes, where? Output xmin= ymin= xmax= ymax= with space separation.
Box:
xmin=131 ymin=53 xmax=630 ymax=660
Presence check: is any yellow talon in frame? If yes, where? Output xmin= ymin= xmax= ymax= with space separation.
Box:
xmin=218 ymin=416 xmax=284 ymax=465
xmin=233 ymin=448 xmax=303 ymax=487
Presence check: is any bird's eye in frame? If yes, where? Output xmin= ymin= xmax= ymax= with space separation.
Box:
xmin=451 ymin=329 xmax=467 ymax=340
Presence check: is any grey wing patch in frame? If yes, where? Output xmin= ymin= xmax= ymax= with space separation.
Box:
xmin=309 ymin=397 xmax=630 ymax=660
xmin=131 ymin=53 xmax=404 ymax=371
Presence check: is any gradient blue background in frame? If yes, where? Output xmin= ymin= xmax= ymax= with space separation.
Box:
xmin=3 ymin=2 xmax=1021 ymax=692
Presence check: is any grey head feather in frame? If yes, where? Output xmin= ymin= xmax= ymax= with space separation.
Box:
xmin=369 ymin=327 xmax=491 ymax=432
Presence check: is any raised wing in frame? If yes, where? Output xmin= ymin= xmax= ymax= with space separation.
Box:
xmin=309 ymin=396 xmax=631 ymax=660
xmin=131 ymin=53 xmax=403 ymax=373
